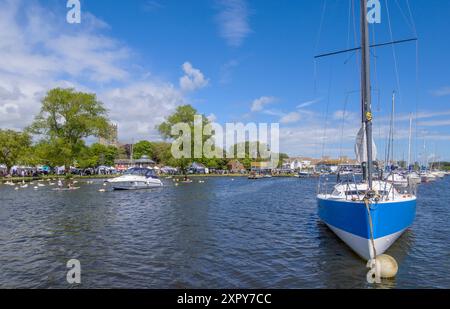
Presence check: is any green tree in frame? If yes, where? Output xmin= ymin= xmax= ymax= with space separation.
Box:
xmin=278 ymin=153 xmax=289 ymax=168
xmin=30 ymin=138 xmax=73 ymax=168
xmin=28 ymin=88 xmax=109 ymax=170
xmin=0 ymin=129 xmax=32 ymax=172
xmin=133 ymin=140 xmax=155 ymax=160
xmin=151 ymin=142 xmax=173 ymax=164
xmin=157 ymin=105 xmax=210 ymax=173
xmin=229 ymin=141 xmax=270 ymax=161
xmin=78 ymin=143 xmax=118 ymax=168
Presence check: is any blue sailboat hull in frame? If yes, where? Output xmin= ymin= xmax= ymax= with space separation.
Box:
xmin=317 ymin=197 xmax=416 ymax=259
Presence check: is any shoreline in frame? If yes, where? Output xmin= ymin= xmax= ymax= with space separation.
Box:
xmin=0 ymin=173 xmax=303 ymax=183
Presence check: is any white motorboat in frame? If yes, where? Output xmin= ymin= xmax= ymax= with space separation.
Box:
xmin=431 ymin=171 xmax=446 ymax=179
xmin=298 ymin=170 xmax=314 ymax=178
xmin=108 ymin=167 xmax=163 ymax=190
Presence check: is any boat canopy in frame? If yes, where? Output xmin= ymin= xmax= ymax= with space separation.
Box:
xmin=125 ymin=167 xmax=156 ymax=177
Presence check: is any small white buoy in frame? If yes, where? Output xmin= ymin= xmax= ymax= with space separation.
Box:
xmin=15 ymin=187 xmax=19 ymax=190
xmin=98 ymin=189 xmax=106 ymax=192
xmin=34 ymin=186 xmax=38 ymax=190
xmin=175 ymin=183 xmax=179 ymax=186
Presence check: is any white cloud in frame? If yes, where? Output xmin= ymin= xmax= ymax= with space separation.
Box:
xmin=0 ymin=1 xmax=203 ymax=142
xmin=296 ymin=98 xmax=321 ymax=109
xmin=251 ymin=96 xmax=276 ymax=112
xmin=101 ymin=82 xmax=183 ymax=142
xmin=262 ymin=109 xmax=284 ymax=117
xmin=179 ymin=62 xmax=209 ymax=92
xmin=207 ymin=113 xmax=217 ymax=122
xmin=280 ymin=112 xmax=301 ymax=124
xmin=279 ymin=123 xmax=360 ymax=157
xmin=431 ymin=86 xmax=450 ymax=97
xmin=379 ymin=109 xmax=450 ymax=122
xmin=216 ymin=0 xmax=251 ymax=47
xmin=219 ymin=59 xmax=239 ymax=84
xmin=333 ymin=110 xmax=357 ymax=121
xmin=142 ymin=0 xmax=164 ymax=12
xmin=418 ymin=119 xmax=450 ymax=127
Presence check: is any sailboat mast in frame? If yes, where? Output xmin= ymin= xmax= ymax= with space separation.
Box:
xmin=391 ymin=91 xmax=395 ymax=166
xmin=360 ymin=0 xmax=374 ymax=189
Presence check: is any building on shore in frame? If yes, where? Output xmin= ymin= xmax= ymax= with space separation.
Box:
xmin=227 ymin=160 xmax=245 ymax=173
xmin=251 ymin=161 xmax=272 ymax=172
xmin=281 ymin=156 xmax=361 ymax=173
xmin=282 ymin=157 xmax=316 ymax=171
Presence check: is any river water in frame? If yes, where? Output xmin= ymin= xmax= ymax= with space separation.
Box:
xmin=0 ymin=176 xmax=449 ymax=288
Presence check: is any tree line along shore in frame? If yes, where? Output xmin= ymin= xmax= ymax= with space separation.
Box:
xmin=0 ymin=88 xmax=288 ymax=177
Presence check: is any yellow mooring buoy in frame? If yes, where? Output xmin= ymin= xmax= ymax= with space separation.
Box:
xmin=377 ymin=254 xmax=398 ymax=278
xmin=367 ymin=254 xmax=398 ymax=283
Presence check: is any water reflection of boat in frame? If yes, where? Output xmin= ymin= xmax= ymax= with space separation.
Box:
xmin=107 ymin=167 xmax=163 ymax=190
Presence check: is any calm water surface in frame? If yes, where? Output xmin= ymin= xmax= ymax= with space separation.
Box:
xmin=0 ymin=176 xmax=449 ymax=288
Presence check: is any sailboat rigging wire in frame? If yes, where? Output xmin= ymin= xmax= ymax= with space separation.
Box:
xmin=370 ymin=21 xmax=383 ymax=152
xmin=312 ymin=1 xmax=327 ymax=159
xmin=352 ymin=0 xmax=358 ymax=55
xmin=394 ymin=0 xmax=416 ymax=34
xmin=385 ymin=0 xmax=404 ymax=163
xmin=347 ymin=0 xmax=352 ymax=50
xmin=405 ymin=0 xmax=418 ymax=36
xmin=321 ymin=63 xmax=334 ymax=158
xmin=315 ymin=0 xmax=328 ymax=53
xmin=414 ymin=40 xmax=419 ymax=164
xmin=339 ymin=94 xmax=350 ymax=160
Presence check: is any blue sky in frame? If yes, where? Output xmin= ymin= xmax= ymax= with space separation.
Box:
xmin=1 ymin=0 xmax=449 ymax=161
